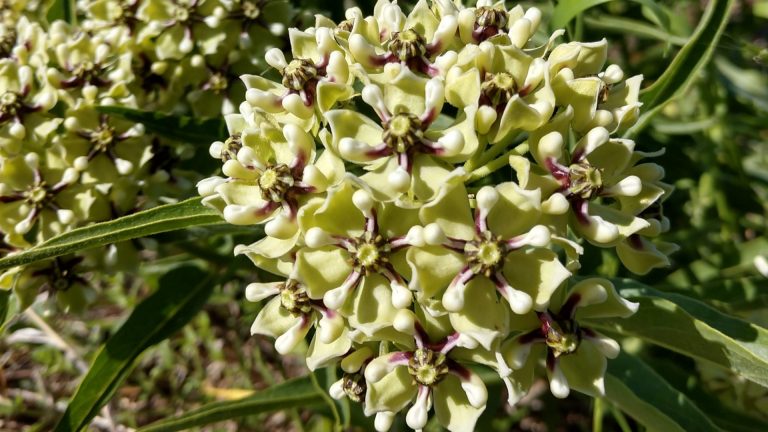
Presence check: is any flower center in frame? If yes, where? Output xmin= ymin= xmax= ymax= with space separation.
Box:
xmin=383 ymin=112 xmax=423 ymax=153
xmin=258 ymin=163 xmax=294 ymax=202
xmin=279 ymin=280 xmax=313 ymax=316
xmin=241 ymin=1 xmax=260 ymax=20
xmin=0 ymin=91 xmax=22 ymax=121
xmin=90 ymin=124 xmax=117 ymax=153
xmin=342 ymin=372 xmax=367 ymax=403
xmin=282 ymin=58 xmax=318 ymax=91
xmin=408 ymin=348 xmax=449 ymax=386
xmin=220 ymin=133 xmax=242 ymax=162
xmin=206 ymin=72 xmax=228 ymax=94
xmin=387 ymin=29 xmax=427 ymax=62
xmin=568 ymin=161 xmax=604 ymax=200
xmin=543 ymin=317 xmax=582 ymax=358
xmin=71 ymin=61 xmax=105 ymax=87
xmin=465 ymin=231 xmax=504 ymax=276
xmin=173 ymin=5 xmax=191 ymax=22
xmin=475 ymin=6 xmax=508 ymax=30
xmin=349 ymin=232 xmax=390 ymax=274
xmin=336 ymin=19 xmax=353 ymax=33
xmin=0 ymin=28 xmax=15 ymax=58
xmin=481 ymin=72 xmax=517 ymax=108
xmin=26 ymin=183 xmax=49 ymax=205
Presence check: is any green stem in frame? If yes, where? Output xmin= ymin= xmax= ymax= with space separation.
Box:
xmin=310 ymin=371 xmax=341 ymax=431
xmin=466 ymin=143 xmax=529 ymax=183
xmin=464 ymin=135 xmax=490 ymax=173
xmin=610 ymin=404 xmax=633 ymax=432
xmin=593 ymin=398 xmax=604 ymax=432
xmin=474 ymin=132 xmax=525 ymax=169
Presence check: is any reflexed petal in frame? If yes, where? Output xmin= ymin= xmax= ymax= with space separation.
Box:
xmin=434 ymin=376 xmax=486 ymax=432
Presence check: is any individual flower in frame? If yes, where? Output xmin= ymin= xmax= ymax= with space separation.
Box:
xmin=526 ymin=115 xmax=651 ymax=246
xmin=408 ymin=181 xmax=571 ymax=346
xmin=242 ymin=26 xmax=353 ymax=126
xmin=455 ymin=1 xmax=542 ymax=47
xmin=245 ymin=267 xmax=351 ymax=370
xmin=0 ymin=60 xmax=58 ymax=155
xmin=198 ymin=110 xmax=343 ymax=239
xmin=348 ymin=0 xmax=459 ymax=77
xmin=46 ymin=22 xmax=135 ymax=106
xmin=501 ymin=278 xmax=637 ymax=403
xmin=0 ymin=153 xmax=84 ymax=246
xmin=296 ymin=182 xmax=421 ymax=329
xmin=363 ymin=310 xmax=487 ymax=432
xmin=136 ymin=0 xmax=227 ymax=60
xmin=445 ymin=39 xmax=554 ymax=143
xmin=326 ymin=73 xmax=476 ymax=203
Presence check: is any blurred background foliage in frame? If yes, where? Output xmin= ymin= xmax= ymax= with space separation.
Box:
xmin=1 ymin=0 xmax=767 ymax=430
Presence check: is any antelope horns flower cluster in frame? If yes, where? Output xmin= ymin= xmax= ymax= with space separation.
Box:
xmin=198 ymin=0 xmax=675 ymax=430
xmin=0 ymin=0 xmax=300 ymax=311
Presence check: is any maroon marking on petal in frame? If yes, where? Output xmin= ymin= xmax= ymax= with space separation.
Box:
xmin=559 ymin=293 xmax=581 ymax=320
xmin=0 ymin=194 xmax=25 ymax=203
xmin=518 ymin=328 xmax=544 ymax=344
xmin=390 ymin=351 xmax=413 ymax=363
xmin=447 ymin=360 xmax=472 ymax=380
xmin=582 ymin=327 xmax=597 ymax=338
xmin=571 ymin=148 xmax=585 ymax=164
xmin=545 ymin=350 xmax=557 ymax=372
xmin=572 ymin=199 xmax=590 ymax=225
xmin=628 ymin=234 xmax=644 ymax=250
xmin=518 ymin=84 xmax=533 ymax=98
xmin=544 ymin=157 xmax=570 ymax=182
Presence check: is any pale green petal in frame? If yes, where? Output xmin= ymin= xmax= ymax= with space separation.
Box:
xmin=434 ymin=376 xmax=486 ymax=432
xmin=365 ymin=366 xmax=418 ymax=413
xmin=502 ymin=248 xmax=571 ymax=310
xmin=348 ymin=275 xmax=401 ymax=336
xmin=250 ymin=297 xmax=300 ymax=338
xmin=296 ymin=247 xmax=353 ymax=299
xmin=551 ymin=72 xmax=600 ymax=133
xmin=326 ymin=109 xmax=384 ymax=157
xmin=574 ymin=203 xmax=650 ymax=246
xmin=418 ymin=177 xmax=474 ymax=240
xmin=407 ymin=246 xmax=465 ymax=299
xmin=235 ymin=235 xmax=297 ymax=277
xmin=573 ymin=278 xmax=638 ymax=319
xmin=488 ymin=182 xmax=542 ymax=238
xmin=616 ymin=238 xmax=671 ymax=275
xmin=308 ymin=180 xmax=365 ymax=236
xmin=449 ymin=277 xmax=509 ymax=350
xmin=307 ymin=327 xmax=353 ymax=370
xmin=445 ymin=66 xmax=481 ymax=108
xmin=559 ymin=340 xmax=607 ymax=397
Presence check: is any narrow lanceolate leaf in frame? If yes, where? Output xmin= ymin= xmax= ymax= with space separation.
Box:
xmin=585 ymin=279 xmax=768 ymax=387
xmin=605 ymin=352 xmax=722 ymax=432
xmin=96 ymin=106 xmax=227 ymax=145
xmin=137 ymin=377 xmax=325 ymax=432
xmin=0 ymin=198 xmax=222 ymax=272
xmin=54 ymin=266 xmax=215 ymax=432
xmin=625 ymin=0 xmax=734 ymax=137
xmin=552 ymin=0 xmax=667 ymax=30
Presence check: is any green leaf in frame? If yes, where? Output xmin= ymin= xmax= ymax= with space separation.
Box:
xmin=552 ymin=0 xmax=667 ymax=30
xmin=96 ymin=106 xmax=227 ymax=145
xmin=605 ymin=352 xmax=722 ymax=432
xmin=0 ymin=198 xmax=222 ymax=272
xmin=585 ymin=279 xmax=768 ymax=387
xmin=47 ymin=0 xmax=76 ymax=24
xmin=54 ymin=266 xmax=215 ymax=432
xmin=583 ymin=15 xmax=687 ymax=46
xmin=625 ymin=0 xmax=735 ymax=138
xmin=136 ymin=377 xmax=325 ymax=432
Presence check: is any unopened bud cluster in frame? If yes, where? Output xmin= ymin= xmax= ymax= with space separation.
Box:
xmin=198 ymin=1 xmax=676 ymax=430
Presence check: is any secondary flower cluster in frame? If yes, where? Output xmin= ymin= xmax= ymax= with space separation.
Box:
xmin=0 ymin=0 xmax=298 ymax=310
xmin=193 ymin=0 xmax=675 ymax=430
